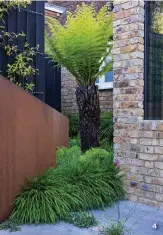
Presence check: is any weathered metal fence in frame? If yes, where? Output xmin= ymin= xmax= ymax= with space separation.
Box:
xmin=0 ymin=1 xmax=61 ymax=112
xmin=0 ymin=75 xmax=68 ymax=221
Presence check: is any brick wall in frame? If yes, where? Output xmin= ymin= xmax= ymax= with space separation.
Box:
xmin=113 ymin=0 xmax=163 ymax=207
xmin=61 ymin=67 xmax=113 ymax=114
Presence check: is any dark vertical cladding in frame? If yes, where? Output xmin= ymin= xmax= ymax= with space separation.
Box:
xmin=35 ymin=1 xmax=45 ymax=102
xmin=0 ymin=76 xmax=68 ymax=221
xmin=0 ymin=1 xmax=61 ymax=111
xmin=45 ymin=57 xmax=61 ymax=112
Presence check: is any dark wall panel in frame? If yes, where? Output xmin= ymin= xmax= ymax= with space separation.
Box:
xmin=0 ymin=1 xmax=61 ymax=111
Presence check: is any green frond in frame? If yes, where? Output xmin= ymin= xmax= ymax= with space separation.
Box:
xmin=45 ymin=3 xmax=113 ymax=86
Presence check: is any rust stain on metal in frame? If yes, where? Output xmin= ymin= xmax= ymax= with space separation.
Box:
xmin=0 ymin=76 xmax=69 ymax=221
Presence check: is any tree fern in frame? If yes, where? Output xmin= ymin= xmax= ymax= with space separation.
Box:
xmin=45 ymin=3 xmax=113 ymax=86
xmin=45 ymin=3 xmax=113 ymax=152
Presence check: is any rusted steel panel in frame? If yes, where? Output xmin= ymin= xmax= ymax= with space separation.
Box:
xmin=0 ymin=76 xmax=69 ymax=221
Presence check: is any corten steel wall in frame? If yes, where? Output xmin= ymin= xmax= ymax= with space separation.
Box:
xmin=0 ymin=76 xmax=69 ymax=221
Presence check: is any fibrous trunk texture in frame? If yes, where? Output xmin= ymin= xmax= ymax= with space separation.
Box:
xmin=76 ymin=83 xmax=100 ymax=152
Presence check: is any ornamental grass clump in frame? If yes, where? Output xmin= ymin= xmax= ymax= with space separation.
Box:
xmin=10 ymin=146 xmax=124 ymax=224
xmin=104 ymin=222 xmax=125 ymax=235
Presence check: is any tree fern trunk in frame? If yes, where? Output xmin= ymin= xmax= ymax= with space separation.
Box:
xmin=76 ymin=83 xmax=100 ymax=152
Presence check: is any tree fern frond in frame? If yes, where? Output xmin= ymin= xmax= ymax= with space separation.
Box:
xmin=96 ymin=61 xmax=113 ymax=78
xmin=45 ymin=3 xmax=113 ymax=86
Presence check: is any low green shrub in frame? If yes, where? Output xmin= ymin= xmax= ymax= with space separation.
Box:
xmin=100 ymin=139 xmax=113 ymax=152
xmin=10 ymin=146 xmax=124 ymax=224
xmin=81 ymin=148 xmax=113 ymax=163
xmin=69 ymin=134 xmax=113 ymax=154
xmin=65 ymin=211 xmax=97 ymax=228
xmin=0 ymin=221 xmax=21 ymax=232
xmin=70 ymin=136 xmax=113 ymax=152
xmin=56 ymin=145 xmax=81 ymax=165
xmin=69 ymin=134 xmax=81 ymax=147
xmin=66 ymin=112 xmax=113 ymax=142
xmin=65 ymin=113 xmax=79 ymax=138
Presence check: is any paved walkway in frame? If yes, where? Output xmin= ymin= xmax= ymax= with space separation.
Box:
xmin=1 ymin=200 xmax=163 ymax=235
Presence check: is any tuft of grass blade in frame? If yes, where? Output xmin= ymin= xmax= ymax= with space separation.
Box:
xmin=10 ymin=146 xmax=124 ymax=224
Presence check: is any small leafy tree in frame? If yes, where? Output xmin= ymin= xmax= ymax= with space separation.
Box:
xmin=45 ymin=3 xmax=113 ymax=152
xmin=0 ymin=1 xmax=38 ymax=93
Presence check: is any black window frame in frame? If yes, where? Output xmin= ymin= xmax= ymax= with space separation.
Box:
xmin=144 ymin=1 xmax=163 ymax=120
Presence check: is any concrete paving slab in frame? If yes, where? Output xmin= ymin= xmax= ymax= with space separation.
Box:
xmin=1 ymin=200 xmax=163 ymax=235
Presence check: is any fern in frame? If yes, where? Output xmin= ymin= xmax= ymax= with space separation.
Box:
xmin=69 ymin=135 xmax=81 ymax=147
xmin=64 ymin=113 xmax=79 ymax=137
xmin=100 ymin=139 xmax=113 ymax=153
xmin=68 ymin=112 xmax=113 ymax=142
xmin=100 ymin=112 xmax=113 ymax=141
xmin=45 ymin=3 xmax=113 ymax=86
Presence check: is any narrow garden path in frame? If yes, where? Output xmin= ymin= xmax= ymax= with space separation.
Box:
xmin=1 ymin=200 xmax=163 ymax=235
